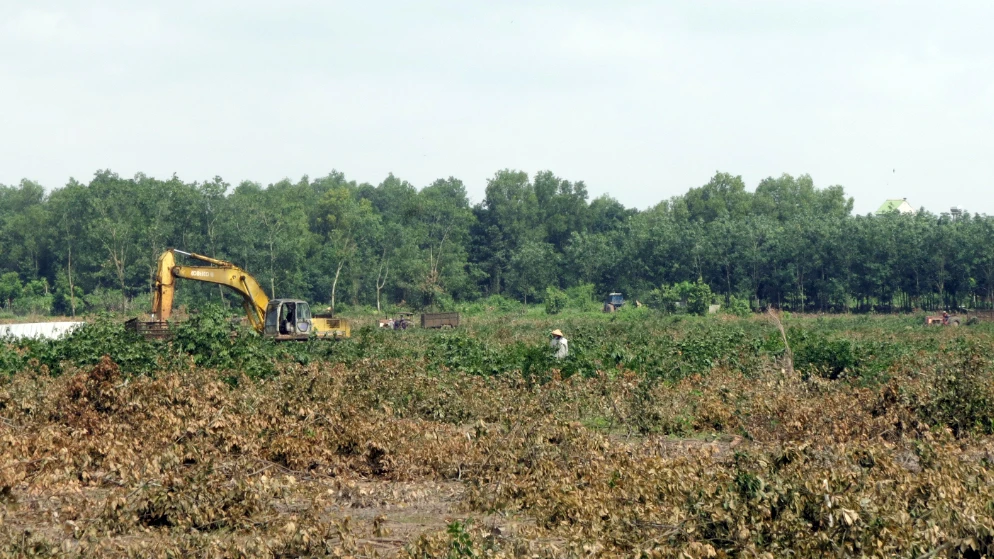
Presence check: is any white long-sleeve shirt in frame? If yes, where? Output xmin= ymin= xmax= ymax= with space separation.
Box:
xmin=550 ymin=336 xmax=568 ymax=359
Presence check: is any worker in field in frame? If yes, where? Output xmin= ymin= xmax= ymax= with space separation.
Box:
xmin=550 ymin=329 xmax=568 ymax=359
xmin=942 ymin=311 xmax=950 ymax=325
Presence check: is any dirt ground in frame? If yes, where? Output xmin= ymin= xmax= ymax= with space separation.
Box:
xmin=2 ymin=435 xmax=746 ymax=557
xmin=3 ymin=475 xmax=537 ymax=556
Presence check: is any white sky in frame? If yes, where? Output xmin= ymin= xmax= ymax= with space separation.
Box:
xmin=1 ymin=0 xmax=992 ymax=215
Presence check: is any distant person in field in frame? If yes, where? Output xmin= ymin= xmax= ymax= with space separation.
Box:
xmin=550 ymin=329 xmax=568 ymax=359
xmin=942 ymin=311 xmax=949 ymax=325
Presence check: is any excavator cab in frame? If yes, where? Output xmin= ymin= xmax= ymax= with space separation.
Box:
xmin=263 ymin=299 xmax=313 ymax=341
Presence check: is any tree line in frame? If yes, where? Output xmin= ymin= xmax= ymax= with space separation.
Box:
xmin=0 ymin=168 xmax=990 ymax=317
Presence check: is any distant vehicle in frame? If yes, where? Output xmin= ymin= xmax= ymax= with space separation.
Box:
xmin=925 ymin=314 xmax=961 ymax=326
xmin=421 ymin=312 xmax=459 ymax=329
xmin=379 ymin=312 xmax=459 ymax=329
xmin=603 ymin=292 xmax=625 ymax=313
xmin=924 ymin=309 xmax=994 ymax=327
xmin=379 ymin=312 xmax=414 ymax=330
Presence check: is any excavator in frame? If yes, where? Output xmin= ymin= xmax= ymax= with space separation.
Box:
xmin=127 ymin=249 xmax=349 ymax=341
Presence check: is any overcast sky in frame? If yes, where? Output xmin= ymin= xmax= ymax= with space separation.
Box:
xmin=2 ymin=1 xmax=992 ymax=215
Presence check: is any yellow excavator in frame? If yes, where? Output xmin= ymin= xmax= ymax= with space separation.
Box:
xmin=128 ymin=249 xmax=349 ymax=341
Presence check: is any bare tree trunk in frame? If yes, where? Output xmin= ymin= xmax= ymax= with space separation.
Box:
xmin=725 ymin=264 xmax=732 ymax=305
xmin=101 ymin=225 xmax=129 ymax=312
xmin=61 ymin=211 xmax=78 ymax=318
xmin=798 ymin=271 xmax=804 ymax=313
xmin=375 ymin=249 xmax=390 ymax=313
xmin=430 ymin=230 xmax=449 ymax=279
xmin=111 ymin=250 xmax=127 ymax=311
xmin=208 ymin=218 xmax=226 ymax=310
xmin=67 ymin=246 xmax=76 ymax=318
xmin=268 ymin=238 xmax=277 ymax=298
xmin=329 ymin=234 xmax=356 ymax=318
xmin=330 ymin=258 xmax=346 ymax=317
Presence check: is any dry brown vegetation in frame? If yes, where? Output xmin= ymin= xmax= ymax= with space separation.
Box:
xmin=3 ymin=317 xmax=994 ymax=557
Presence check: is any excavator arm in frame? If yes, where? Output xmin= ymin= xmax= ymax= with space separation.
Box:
xmin=151 ymin=249 xmax=270 ymax=333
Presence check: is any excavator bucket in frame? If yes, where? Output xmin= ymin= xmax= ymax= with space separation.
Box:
xmin=125 ymin=318 xmax=171 ymax=340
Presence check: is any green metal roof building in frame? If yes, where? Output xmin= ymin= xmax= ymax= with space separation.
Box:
xmin=875 ymin=198 xmax=914 ymax=215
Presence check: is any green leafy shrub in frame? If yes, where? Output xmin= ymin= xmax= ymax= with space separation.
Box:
xmin=10 ymin=278 xmax=54 ymax=315
xmin=12 ymin=295 xmax=53 ymax=316
xmin=172 ymin=304 xmax=282 ymax=378
xmin=446 ymin=520 xmax=476 ymax=558
xmin=0 ymin=272 xmax=22 ymax=309
xmin=790 ymin=329 xmax=864 ymax=380
xmin=685 ymin=280 xmax=713 ymax=316
xmin=53 ymin=270 xmax=85 ymax=316
xmin=615 ymin=303 xmax=650 ymax=320
xmin=544 ymin=287 xmax=568 ymax=315
xmin=646 ymin=280 xmax=714 ymax=315
xmin=461 ymin=294 xmax=521 ymax=315
xmin=645 ymin=285 xmax=680 ymax=313
xmin=83 ymin=288 xmax=128 ymax=313
xmin=0 ymin=341 xmax=26 ymax=374
xmin=431 ymin=292 xmax=456 ymax=312
xmin=565 ymin=283 xmax=596 ymax=310
xmin=723 ymin=295 xmax=752 ymax=317
xmin=32 ymin=315 xmax=161 ymax=376
xmin=22 ymin=278 xmax=49 ymax=297
xmin=670 ymin=323 xmax=748 ymax=379
xmin=520 ymin=341 xmax=556 ymax=385
xmin=429 ymin=333 xmax=504 ymax=376
xmin=913 ymin=340 xmax=994 ymax=436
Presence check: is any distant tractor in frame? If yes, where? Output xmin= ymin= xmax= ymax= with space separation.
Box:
xmin=603 ymin=292 xmax=625 ymax=313
xmin=379 ymin=312 xmax=414 ymax=330
xmin=925 ymin=314 xmax=960 ymax=326
xmin=924 ymin=309 xmax=994 ymax=327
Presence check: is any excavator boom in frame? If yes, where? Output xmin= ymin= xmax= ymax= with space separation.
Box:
xmin=151 ymin=249 xmax=270 ymax=333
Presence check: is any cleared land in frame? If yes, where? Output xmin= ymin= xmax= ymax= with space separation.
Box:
xmin=2 ymin=310 xmax=994 ymax=557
